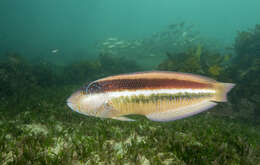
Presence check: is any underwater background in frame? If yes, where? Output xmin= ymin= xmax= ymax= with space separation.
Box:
xmin=0 ymin=0 xmax=259 ymax=164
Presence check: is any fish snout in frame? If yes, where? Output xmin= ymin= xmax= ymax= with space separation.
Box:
xmin=66 ymin=90 xmax=82 ymax=111
xmin=67 ymin=102 xmax=78 ymax=111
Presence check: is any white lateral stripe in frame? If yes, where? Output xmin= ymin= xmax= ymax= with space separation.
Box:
xmin=106 ymin=89 xmax=215 ymax=98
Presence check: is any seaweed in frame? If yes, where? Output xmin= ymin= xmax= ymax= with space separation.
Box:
xmin=0 ymin=106 xmax=259 ymax=164
xmin=0 ymin=52 xmax=142 ymax=113
xmin=98 ymin=53 xmax=142 ymax=74
xmin=1 ymin=25 xmax=260 ymax=164
xmin=229 ymin=24 xmax=260 ymax=122
xmin=158 ymin=44 xmax=232 ymax=80
xmin=157 ymin=29 xmax=259 ymax=124
xmin=63 ymin=59 xmax=102 ymax=84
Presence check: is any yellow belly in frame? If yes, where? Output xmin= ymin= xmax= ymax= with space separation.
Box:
xmin=109 ymin=93 xmax=214 ymax=116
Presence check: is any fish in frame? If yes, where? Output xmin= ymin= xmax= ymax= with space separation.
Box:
xmin=107 ymin=45 xmax=116 ymax=49
xmin=133 ymin=40 xmax=142 ymax=46
xmin=182 ymin=32 xmax=187 ymax=37
xmin=51 ymin=49 xmax=59 ymax=54
xmin=114 ymin=41 xmax=125 ymax=45
xmin=66 ymin=71 xmax=235 ymax=122
xmin=102 ymin=42 xmax=110 ymax=46
xmin=107 ymin=37 xmax=118 ymax=41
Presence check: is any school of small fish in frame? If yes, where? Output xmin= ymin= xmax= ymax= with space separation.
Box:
xmin=96 ymin=22 xmax=200 ymax=59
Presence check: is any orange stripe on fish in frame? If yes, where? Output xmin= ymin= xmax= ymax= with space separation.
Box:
xmin=86 ymin=78 xmax=213 ymax=93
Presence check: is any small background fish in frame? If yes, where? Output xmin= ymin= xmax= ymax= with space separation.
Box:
xmin=51 ymin=49 xmax=59 ymax=54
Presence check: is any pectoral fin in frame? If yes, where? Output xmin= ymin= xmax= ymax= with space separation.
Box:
xmin=101 ymin=101 xmax=119 ymax=118
xmin=101 ymin=101 xmax=135 ymax=121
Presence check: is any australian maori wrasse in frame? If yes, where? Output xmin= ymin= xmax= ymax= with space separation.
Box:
xmin=67 ymin=71 xmax=235 ymax=122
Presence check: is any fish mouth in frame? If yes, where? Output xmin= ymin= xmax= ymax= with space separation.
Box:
xmin=67 ymin=102 xmax=77 ymax=111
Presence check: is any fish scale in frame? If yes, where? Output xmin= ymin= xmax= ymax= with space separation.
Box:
xmin=67 ymin=71 xmax=235 ymax=122
xmin=109 ymin=92 xmax=214 ymax=115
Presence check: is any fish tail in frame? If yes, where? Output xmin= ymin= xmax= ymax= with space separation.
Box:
xmin=214 ymin=82 xmax=235 ymax=102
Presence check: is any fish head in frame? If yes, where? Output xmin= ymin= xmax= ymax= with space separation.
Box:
xmin=66 ymin=90 xmax=106 ymax=117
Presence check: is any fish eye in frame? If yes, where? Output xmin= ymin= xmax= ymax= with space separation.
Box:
xmin=86 ymin=82 xmax=102 ymax=93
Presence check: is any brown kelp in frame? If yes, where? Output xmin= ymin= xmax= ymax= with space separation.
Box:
xmin=158 ymin=45 xmax=233 ymax=81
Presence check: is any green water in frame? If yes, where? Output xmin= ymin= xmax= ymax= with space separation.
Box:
xmin=0 ymin=0 xmax=259 ymax=164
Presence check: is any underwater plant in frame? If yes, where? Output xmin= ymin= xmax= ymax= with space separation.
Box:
xmin=63 ymin=59 xmax=102 ymax=85
xmin=1 ymin=25 xmax=260 ymax=164
xmin=63 ymin=53 xmax=142 ymax=85
xmin=228 ymin=24 xmax=260 ymax=123
xmin=158 ymin=45 xmax=233 ymax=81
xmin=234 ymin=24 xmax=260 ymax=60
xmin=98 ymin=53 xmax=142 ymax=74
xmin=0 ymin=104 xmax=259 ymax=164
xmin=157 ymin=49 xmax=202 ymax=74
xmin=0 ymin=52 xmax=65 ymax=112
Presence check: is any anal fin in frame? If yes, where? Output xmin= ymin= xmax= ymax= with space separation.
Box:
xmin=112 ymin=116 xmax=135 ymax=122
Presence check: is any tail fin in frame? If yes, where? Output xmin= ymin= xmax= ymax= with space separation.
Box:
xmin=214 ymin=83 xmax=235 ymax=102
